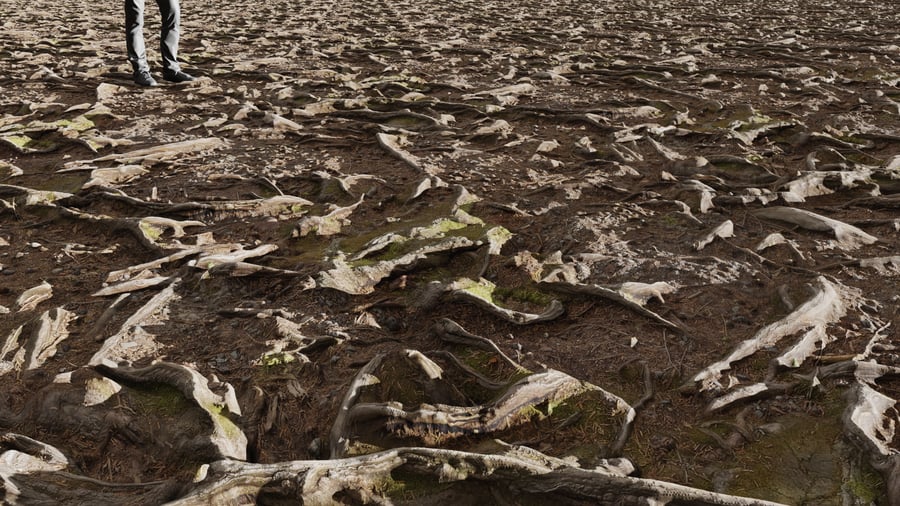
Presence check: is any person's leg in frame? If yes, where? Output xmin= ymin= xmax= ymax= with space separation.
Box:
xmin=125 ymin=0 xmax=149 ymax=73
xmin=157 ymin=0 xmax=195 ymax=82
xmin=156 ymin=0 xmax=181 ymax=73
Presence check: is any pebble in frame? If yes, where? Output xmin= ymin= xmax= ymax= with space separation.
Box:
xmin=307 ymin=437 xmax=323 ymax=457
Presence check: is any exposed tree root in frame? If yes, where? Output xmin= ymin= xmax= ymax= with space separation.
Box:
xmin=162 ymin=445 xmax=786 ymax=505
xmin=540 ymin=281 xmax=687 ymax=334
xmin=432 ymin=318 xmax=527 ymax=372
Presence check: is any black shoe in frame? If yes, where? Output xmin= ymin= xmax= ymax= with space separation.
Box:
xmin=162 ymin=70 xmax=196 ymax=83
xmin=134 ymin=70 xmax=158 ymax=87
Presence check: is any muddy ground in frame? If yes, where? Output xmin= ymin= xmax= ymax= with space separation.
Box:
xmin=1 ymin=0 xmax=899 ymax=504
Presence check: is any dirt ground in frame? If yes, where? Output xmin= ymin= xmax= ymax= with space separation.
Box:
xmin=1 ymin=0 xmax=899 ymax=504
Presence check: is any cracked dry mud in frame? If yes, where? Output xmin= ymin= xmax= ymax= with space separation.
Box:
xmin=1 ymin=0 xmax=899 ymax=504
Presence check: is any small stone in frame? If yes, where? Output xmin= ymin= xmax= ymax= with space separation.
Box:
xmin=308 ymin=437 xmax=322 ymax=457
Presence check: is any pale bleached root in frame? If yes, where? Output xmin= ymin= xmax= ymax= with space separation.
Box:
xmin=167 ymin=444 xmax=786 ymax=506
xmin=1 ymin=432 xmax=183 ymax=505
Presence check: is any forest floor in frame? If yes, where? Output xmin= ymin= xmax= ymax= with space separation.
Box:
xmin=1 ymin=0 xmax=898 ymax=504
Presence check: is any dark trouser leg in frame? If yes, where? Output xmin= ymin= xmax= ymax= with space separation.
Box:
xmin=125 ymin=0 xmax=149 ymax=72
xmin=157 ymin=0 xmax=181 ymax=72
